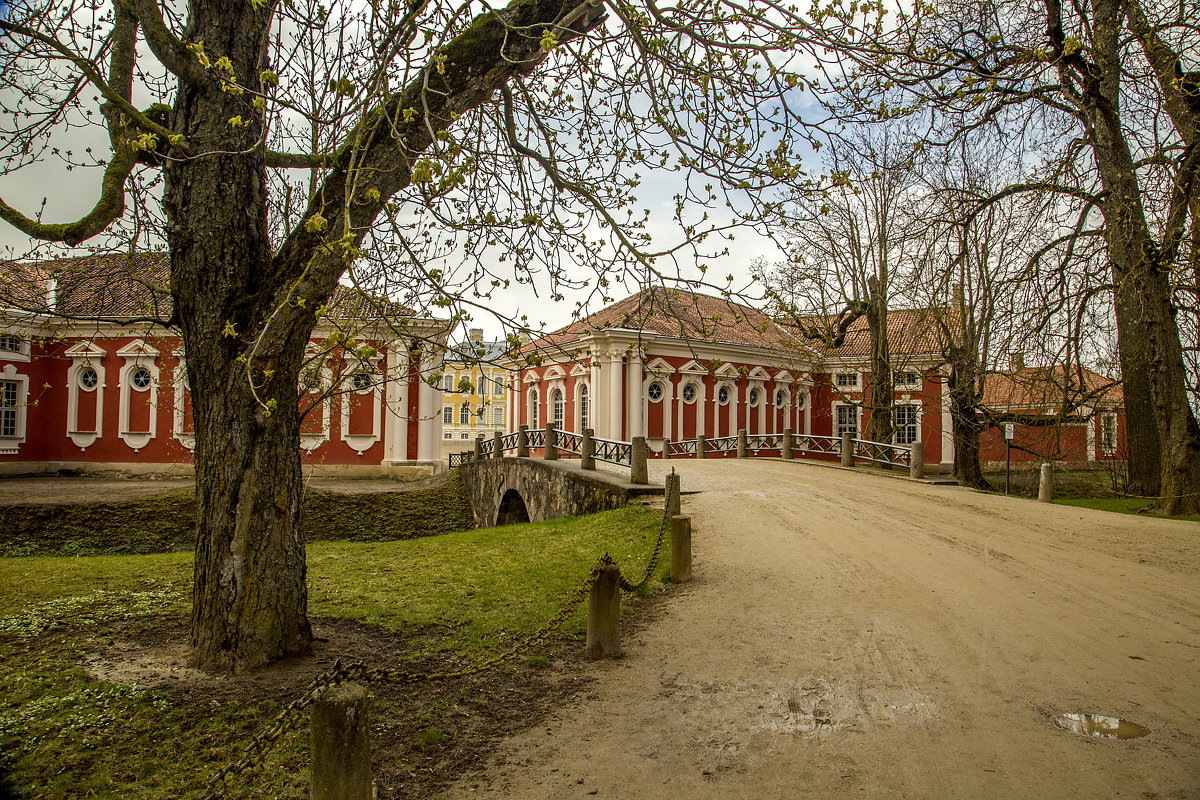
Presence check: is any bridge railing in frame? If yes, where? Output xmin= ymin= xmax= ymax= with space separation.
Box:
xmin=852 ymin=437 xmax=912 ymax=468
xmin=525 ymin=428 xmax=546 ymax=449
xmin=793 ymin=434 xmax=841 ymax=457
xmin=746 ymin=433 xmax=783 ymax=453
xmin=666 ymin=439 xmax=697 ymax=457
xmin=557 ymin=430 xmax=584 ymax=457
xmin=592 ymin=436 xmax=632 ymax=467
xmin=706 ymin=435 xmax=738 ymax=455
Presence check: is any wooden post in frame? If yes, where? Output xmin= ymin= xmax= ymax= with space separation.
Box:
xmin=311 ymin=683 xmax=372 ymax=800
xmin=581 ymin=428 xmax=595 ymax=470
xmin=841 ymin=432 xmax=854 ymax=467
xmin=909 ymin=441 xmax=925 ymax=479
xmin=782 ymin=428 xmax=793 ymax=460
xmin=1038 ymin=462 xmax=1054 ymax=502
xmin=586 ymin=564 xmax=621 ymax=659
xmin=630 ymin=436 xmax=648 ymax=484
xmin=544 ymin=422 xmax=558 ymax=460
xmin=665 ymin=471 xmax=681 ymax=517
xmin=517 ymin=424 xmax=529 ymax=457
xmin=670 ymin=515 xmax=692 ymax=583
xmin=737 ymin=428 xmax=748 ymax=458
xmin=492 ymin=429 xmax=502 ymax=459
xmin=696 ymin=436 xmax=706 ymax=459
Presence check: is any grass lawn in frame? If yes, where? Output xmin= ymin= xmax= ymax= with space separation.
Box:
xmin=0 ymin=505 xmax=667 ymax=800
xmin=1055 ymin=496 xmax=1200 ymax=522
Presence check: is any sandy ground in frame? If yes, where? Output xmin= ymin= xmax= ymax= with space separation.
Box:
xmin=441 ymin=459 xmax=1200 ymax=800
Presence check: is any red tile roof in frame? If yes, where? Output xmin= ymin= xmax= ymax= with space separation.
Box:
xmin=785 ymin=306 xmax=946 ymax=360
xmin=0 ymin=252 xmax=415 ymax=321
xmin=982 ymin=364 xmax=1122 ymax=412
xmin=525 ymin=288 xmax=801 ymax=356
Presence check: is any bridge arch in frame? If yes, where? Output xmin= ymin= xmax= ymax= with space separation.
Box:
xmin=496 ymin=489 xmax=531 ymax=526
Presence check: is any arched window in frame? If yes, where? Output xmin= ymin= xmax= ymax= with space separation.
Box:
xmin=580 ymin=384 xmax=590 ymax=430
xmin=551 ymin=388 xmax=564 ymax=427
xmin=529 ymin=388 xmax=540 ymax=428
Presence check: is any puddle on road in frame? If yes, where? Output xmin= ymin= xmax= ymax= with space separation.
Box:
xmin=1055 ymin=713 xmax=1150 ymax=740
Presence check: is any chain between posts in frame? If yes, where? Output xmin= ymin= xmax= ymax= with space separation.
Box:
xmin=618 ymin=468 xmax=675 ymax=594
xmin=193 ymin=558 xmax=607 ymax=800
xmin=195 ymin=472 xmax=680 ymax=799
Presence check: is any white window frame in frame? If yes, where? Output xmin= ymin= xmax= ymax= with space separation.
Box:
xmin=0 ymin=366 xmax=29 ymax=454
xmin=117 ymin=341 xmax=161 ymax=452
xmin=835 ymin=371 xmax=860 ymax=389
xmin=647 ymin=381 xmax=665 ymax=403
xmin=1101 ymin=412 xmax=1118 ymax=456
xmin=66 ymin=341 xmax=106 ymax=450
xmin=834 ymin=402 xmax=860 ymax=439
xmin=550 ymin=388 xmax=565 ymax=428
xmin=0 ymin=333 xmax=31 ymax=363
xmin=894 ymin=370 xmax=922 ymax=391
xmin=528 ymin=386 xmax=540 ymax=429
xmin=578 ymin=382 xmax=590 ymax=431
xmin=682 ymin=382 xmax=699 ymax=404
xmin=893 ymin=402 xmax=921 ymax=446
xmin=459 ymin=403 xmax=470 ymax=425
xmin=716 ymin=383 xmax=733 ymax=406
xmin=492 ymin=405 xmax=504 ymax=427
xmin=443 ymin=405 xmax=453 ymax=425
xmin=339 ymin=363 xmax=383 ymax=455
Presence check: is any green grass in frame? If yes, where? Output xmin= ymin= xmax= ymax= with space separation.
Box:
xmin=1055 ymin=496 xmax=1200 ymax=522
xmin=0 ymin=505 xmax=667 ymax=799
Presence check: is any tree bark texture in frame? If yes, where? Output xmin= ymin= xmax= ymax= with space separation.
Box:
xmin=865 ymin=280 xmax=894 ymax=446
xmin=947 ymin=354 xmax=988 ymax=488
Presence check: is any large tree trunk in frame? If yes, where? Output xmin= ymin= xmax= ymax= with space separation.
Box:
xmin=164 ymin=0 xmax=314 ymax=672
xmin=948 ymin=354 xmax=988 ymax=488
xmin=866 ymin=278 xmax=894 ymax=446
xmin=1112 ymin=279 xmax=1163 ymax=498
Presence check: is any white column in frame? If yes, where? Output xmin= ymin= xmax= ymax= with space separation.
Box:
xmin=663 ymin=376 xmax=674 ymax=441
xmin=386 ymin=346 xmax=410 ymax=462
xmin=940 ymin=366 xmax=954 ymax=472
xmin=416 ymin=355 xmax=435 ymax=461
xmin=590 ymin=355 xmax=602 ymax=436
xmin=607 ymin=351 xmax=623 ymax=440
xmin=627 ymin=350 xmax=644 ymax=440
xmin=697 ymin=380 xmax=707 ymax=439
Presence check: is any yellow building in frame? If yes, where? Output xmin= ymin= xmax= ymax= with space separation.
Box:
xmin=440 ymin=328 xmax=510 ymax=458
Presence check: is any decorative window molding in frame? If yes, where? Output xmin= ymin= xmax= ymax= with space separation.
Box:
xmin=747 ymin=366 xmax=771 ymax=381
xmin=550 ymin=388 xmax=565 ymax=427
xmin=0 ymin=365 xmax=29 ymax=454
xmin=298 ymin=362 xmax=332 ymax=453
xmin=528 ymin=386 xmax=540 ymax=429
xmin=834 ymin=371 xmax=860 ymax=389
xmin=796 ymin=391 xmax=808 ymax=412
xmin=833 ymin=402 xmax=860 ymax=438
xmin=117 ymin=341 xmax=161 ymax=452
xmin=716 ymin=383 xmax=733 ymax=406
xmin=339 ymin=375 xmax=382 ymax=454
xmin=647 ymin=381 xmax=665 ymax=403
xmin=894 ymin=370 xmax=922 ymax=390
xmin=1101 ymin=412 xmax=1118 ymax=456
xmin=893 ymin=402 xmax=921 ymax=445
xmin=774 ymin=387 xmax=789 ymax=409
xmin=0 ymin=333 xmax=31 ymax=363
xmin=172 ymin=350 xmax=196 ymax=452
xmin=576 ymin=382 xmax=590 ymax=431
xmin=66 ymin=341 xmax=106 ymax=450
xmin=681 ymin=382 xmax=699 ymax=404
xmin=748 ymin=387 xmax=763 ymax=408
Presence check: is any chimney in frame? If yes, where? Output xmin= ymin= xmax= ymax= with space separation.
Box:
xmin=951 ymin=281 xmax=964 ymax=314
xmin=1010 ymin=350 xmax=1025 ymax=371
xmin=46 ymin=278 xmax=57 ymax=311
xmin=469 ymin=327 xmax=484 ymax=342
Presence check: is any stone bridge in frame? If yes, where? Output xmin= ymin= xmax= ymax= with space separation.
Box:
xmin=458 ymin=457 xmax=661 ymax=528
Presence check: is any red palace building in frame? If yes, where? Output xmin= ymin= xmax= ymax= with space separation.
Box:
xmin=503 ymin=288 xmax=1127 ymax=473
xmin=0 ymin=254 xmax=449 ymax=476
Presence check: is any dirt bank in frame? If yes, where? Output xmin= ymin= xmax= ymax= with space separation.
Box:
xmin=440 ymin=460 xmax=1200 ymax=799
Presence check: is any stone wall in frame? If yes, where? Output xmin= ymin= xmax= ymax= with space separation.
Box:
xmin=458 ymin=457 xmax=631 ymax=527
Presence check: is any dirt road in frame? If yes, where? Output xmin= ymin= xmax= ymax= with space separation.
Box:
xmin=442 ymin=459 xmax=1200 ymax=799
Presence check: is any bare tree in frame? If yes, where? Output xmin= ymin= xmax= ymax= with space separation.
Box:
xmin=764 ymin=124 xmax=928 ymax=445
xmin=0 ymin=0 xmax=816 ymax=671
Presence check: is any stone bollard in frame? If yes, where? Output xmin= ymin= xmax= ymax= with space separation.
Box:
xmin=544 ymin=422 xmax=558 ymax=461
xmin=737 ymin=428 xmax=748 ymax=458
xmin=585 ymin=564 xmax=621 ymax=659
xmin=670 ymin=515 xmax=692 ymax=584
xmin=663 ymin=437 xmax=672 ymax=460
xmin=473 ymin=436 xmax=483 ymax=461
xmin=581 ymin=428 xmax=595 ymax=470
xmin=665 ymin=471 xmax=681 ymax=518
xmin=909 ymin=441 xmax=925 ymax=480
xmin=492 ymin=429 xmax=502 ymax=459
xmin=517 ymin=424 xmax=529 ymax=457
xmin=311 ymin=683 xmax=372 ymax=800
xmin=782 ymin=428 xmax=794 ymax=460
xmin=696 ymin=436 xmax=707 ymax=459
xmin=630 ymin=436 xmax=649 ymax=485
xmin=841 ymin=431 xmax=854 ymax=467
xmin=1038 ymin=462 xmax=1054 ymax=502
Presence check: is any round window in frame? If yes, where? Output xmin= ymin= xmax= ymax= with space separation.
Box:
xmin=80 ymin=367 xmax=98 ymax=390
xmin=796 ymin=393 xmax=808 ymax=411
xmin=774 ymin=389 xmax=786 ymax=408
xmin=718 ymin=386 xmax=730 ymax=405
xmin=749 ymin=387 xmax=761 ymax=407
xmin=682 ymin=383 xmax=697 ymax=404
xmin=648 ymin=382 xmax=664 ymax=402
xmin=300 ymin=369 xmax=322 ymax=392
xmin=351 ymin=372 xmax=372 ymax=391
xmin=131 ymin=366 xmax=152 ymax=390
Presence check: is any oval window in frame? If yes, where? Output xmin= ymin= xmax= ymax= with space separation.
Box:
xmin=131 ymin=366 xmax=152 ymax=390
xmin=796 ymin=393 xmax=808 ymax=411
xmin=718 ymin=386 xmax=730 ymax=405
xmin=80 ymin=367 xmax=99 ymax=391
xmin=774 ymin=389 xmax=786 ymax=408
xmin=351 ymin=372 xmax=372 ymax=391
xmin=748 ymin=387 xmax=761 ymax=407
xmin=648 ymin=382 xmax=664 ymax=402
xmin=682 ymin=383 xmax=697 ymax=404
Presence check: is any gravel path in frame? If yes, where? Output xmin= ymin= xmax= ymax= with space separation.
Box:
xmin=442 ymin=459 xmax=1200 ymax=799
